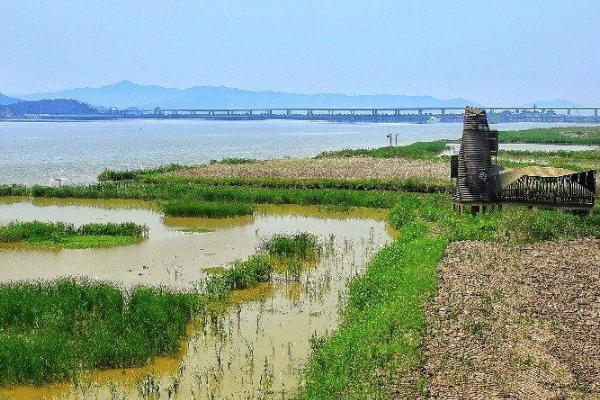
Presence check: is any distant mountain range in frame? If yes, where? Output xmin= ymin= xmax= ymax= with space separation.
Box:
xmin=16 ymin=81 xmax=478 ymax=109
xmin=0 ymin=92 xmax=20 ymax=105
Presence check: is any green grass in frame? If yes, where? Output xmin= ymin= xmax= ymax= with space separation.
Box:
xmin=498 ymin=126 xmax=600 ymax=145
xmin=146 ymin=175 xmax=451 ymax=194
xmin=0 ymin=183 xmax=410 ymax=208
xmin=204 ymin=255 xmax=273 ymax=299
xmin=315 ymin=141 xmax=449 ymax=159
xmin=0 ymin=221 xmax=148 ymax=249
xmin=261 ymin=232 xmax=320 ymax=260
xmin=0 ymin=279 xmax=200 ymax=385
xmin=98 ymin=164 xmax=186 ymax=182
xmin=162 ymin=200 xmax=255 ymax=218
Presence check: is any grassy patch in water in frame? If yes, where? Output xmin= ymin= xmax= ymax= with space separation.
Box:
xmin=315 ymin=141 xmax=449 ymax=159
xmin=0 ymin=221 xmax=147 ymax=249
xmin=261 ymin=232 xmax=320 ymax=260
xmin=163 ymin=200 xmax=255 ymax=218
xmin=180 ymin=226 xmax=214 ymax=233
xmin=204 ymin=255 xmax=273 ymax=299
xmin=498 ymin=126 xmax=600 ymax=145
xmin=0 ymin=279 xmax=200 ymax=386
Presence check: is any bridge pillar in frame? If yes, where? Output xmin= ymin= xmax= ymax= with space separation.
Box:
xmin=441 ymin=109 xmax=445 ymax=115
xmin=350 ymin=110 xmax=355 ymax=115
xmin=308 ymin=109 xmax=313 ymax=116
xmin=268 ymin=110 xmax=273 ymax=115
xmin=567 ymin=109 xmax=571 ymax=115
xmin=595 ymin=109 xmax=598 ymax=117
xmin=329 ymin=110 xmax=333 ymax=115
xmin=515 ymin=108 xmax=519 ymax=114
xmin=418 ymin=109 xmax=422 ymax=115
xmin=372 ymin=109 xmax=377 ymax=115
xmin=286 ymin=109 xmax=291 ymax=116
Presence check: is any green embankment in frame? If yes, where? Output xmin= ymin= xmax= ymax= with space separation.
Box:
xmin=315 ymin=140 xmax=449 ymax=159
xmin=0 ymin=221 xmax=147 ymax=249
xmin=498 ymin=126 xmax=600 ymax=145
xmin=296 ymin=194 xmax=600 ymax=399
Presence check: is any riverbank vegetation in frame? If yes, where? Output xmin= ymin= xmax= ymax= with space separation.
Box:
xmin=162 ymin=200 xmax=255 ymax=218
xmin=315 ymin=141 xmax=449 ymax=159
xmin=0 ymin=279 xmax=199 ymax=385
xmin=498 ymin=126 xmax=600 ymax=145
xmin=296 ymin=194 xmax=600 ymax=399
xmin=0 ymin=221 xmax=147 ymax=249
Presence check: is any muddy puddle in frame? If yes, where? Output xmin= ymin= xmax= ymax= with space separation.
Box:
xmin=0 ymin=197 xmax=392 ymax=399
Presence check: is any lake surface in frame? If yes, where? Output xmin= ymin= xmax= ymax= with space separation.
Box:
xmin=1 ymin=119 xmax=597 ymax=185
xmin=0 ymin=198 xmax=392 ymax=399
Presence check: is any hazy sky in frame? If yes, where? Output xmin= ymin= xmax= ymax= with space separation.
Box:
xmin=1 ymin=0 xmax=599 ymax=105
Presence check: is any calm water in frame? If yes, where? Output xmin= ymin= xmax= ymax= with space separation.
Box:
xmin=1 ymin=119 xmax=597 ymax=185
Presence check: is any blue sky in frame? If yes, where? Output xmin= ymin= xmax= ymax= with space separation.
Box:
xmin=1 ymin=0 xmax=599 ymax=105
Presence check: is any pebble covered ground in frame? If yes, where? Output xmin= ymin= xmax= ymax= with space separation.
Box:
xmin=423 ymin=239 xmax=600 ymax=399
xmin=173 ymin=157 xmax=449 ymax=181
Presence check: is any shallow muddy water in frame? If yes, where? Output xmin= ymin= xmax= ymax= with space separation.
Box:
xmin=0 ymin=198 xmax=392 ymax=399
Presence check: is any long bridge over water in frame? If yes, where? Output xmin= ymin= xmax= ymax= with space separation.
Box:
xmin=17 ymin=106 xmax=600 ymax=123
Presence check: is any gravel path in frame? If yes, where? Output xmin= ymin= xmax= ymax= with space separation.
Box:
xmin=424 ymin=239 xmax=600 ymax=399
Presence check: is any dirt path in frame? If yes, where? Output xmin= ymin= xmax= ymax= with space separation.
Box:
xmin=424 ymin=240 xmax=600 ymax=399
xmin=173 ymin=157 xmax=449 ymax=181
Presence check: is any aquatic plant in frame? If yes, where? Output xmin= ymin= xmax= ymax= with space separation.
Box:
xmin=163 ymin=200 xmax=255 ymax=218
xmin=0 ymin=221 xmax=148 ymax=249
xmin=204 ymin=255 xmax=273 ymax=299
xmin=0 ymin=279 xmax=200 ymax=385
xmin=261 ymin=232 xmax=320 ymax=260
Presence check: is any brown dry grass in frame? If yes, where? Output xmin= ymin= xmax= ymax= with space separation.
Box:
xmin=424 ymin=240 xmax=600 ymax=399
xmin=172 ymin=157 xmax=449 ymax=181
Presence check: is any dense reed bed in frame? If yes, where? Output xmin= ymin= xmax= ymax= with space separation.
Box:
xmin=0 ymin=279 xmax=199 ymax=385
xmin=162 ymin=200 xmax=255 ymax=217
xmin=498 ymin=126 xmax=600 ymax=145
xmin=0 ymin=221 xmax=147 ymax=249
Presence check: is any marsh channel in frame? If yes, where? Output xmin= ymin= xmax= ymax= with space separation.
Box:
xmin=0 ymin=197 xmax=394 ymax=399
